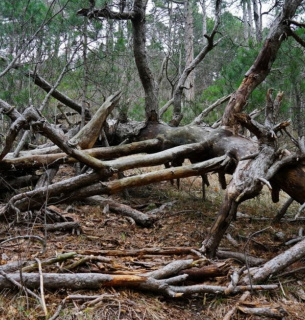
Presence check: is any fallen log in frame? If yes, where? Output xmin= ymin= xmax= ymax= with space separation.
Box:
xmin=1 ymin=138 xmax=162 ymax=170
xmin=0 ymin=272 xmax=278 ymax=297
xmin=2 ymin=155 xmax=230 ymax=218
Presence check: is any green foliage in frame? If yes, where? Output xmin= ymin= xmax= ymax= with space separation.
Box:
xmin=0 ymin=0 xmax=303 ymax=130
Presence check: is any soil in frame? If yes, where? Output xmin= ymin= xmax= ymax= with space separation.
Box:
xmin=0 ymin=166 xmax=305 ymax=319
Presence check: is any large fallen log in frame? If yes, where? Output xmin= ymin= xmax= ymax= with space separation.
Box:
xmin=2 ymin=155 xmax=230 ymax=218
xmin=1 ymin=139 xmax=162 ymax=171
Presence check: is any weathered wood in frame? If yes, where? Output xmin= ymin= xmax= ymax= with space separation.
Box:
xmin=242 ymin=237 xmax=305 ymax=284
xmin=2 ymin=155 xmax=229 ymax=218
xmin=1 ymin=138 xmax=162 ymax=170
xmin=69 ymin=91 xmax=121 ymax=149
xmin=237 ymin=304 xmax=287 ymax=318
xmin=178 ymin=262 xmax=230 ymax=281
xmin=76 ymin=247 xmax=198 ymax=257
xmin=216 ymin=250 xmax=266 ymax=266
xmin=28 ymin=71 xmax=91 ymax=118
xmin=87 ymin=195 xmax=156 ymax=227
xmin=0 ymin=272 xmax=278 ymax=297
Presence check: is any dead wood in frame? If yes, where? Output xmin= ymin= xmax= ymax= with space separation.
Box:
xmin=87 ymin=195 xmax=156 ymax=227
xmin=1 ymin=138 xmax=162 ymax=171
xmin=28 ymin=71 xmax=91 ymax=119
xmin=237 ymin=303 xmax=287 ymax=319
xmin=22 ymin=252 xmax=77 ymax=273
xmin=1 ymin=104 xmax=110 ymax=170
xmin=273 ymin=197 xmax=294 ymax=223
xmin=40 ymin=222 xmax=81 ymax=233
xmin=0 ymin=53 xmax=90 ymax=118
xmin=242 ymin=237 xmax=305 ymax=284
xmin=69 ymin=91 xmax=121 ymax=149
xmin=1 ymin=155 xmax=229 ymax=219
xmin=216 ymin=251 xmax=266 ymax=266
xmin=191 ymin=94 xmax=231 ymax=125
xmin=223 ymin=291 xmax=251 ymax=320
xmin=76 ymin=247 xmax=198 ymax=257
xmin=0 ymin=272 xmax=278 ymax=297
xmin=178 ymin=262 xmax=230 ymax=281
xmin=222 ymin=0 xmax=302 ymax=127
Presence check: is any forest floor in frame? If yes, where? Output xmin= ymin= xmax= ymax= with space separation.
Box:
xmin=0 ymin=164 xmax=305 ymax=319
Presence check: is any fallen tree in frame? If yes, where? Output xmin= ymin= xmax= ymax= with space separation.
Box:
xmin=0 ymin=0 xmax=304 ymax=283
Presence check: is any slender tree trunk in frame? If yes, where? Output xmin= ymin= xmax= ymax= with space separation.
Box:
xmin=247 ymin=0 xmax=254 ymax=41
xmin=184 ymin=0 xmax=195 ymax=102
xmin=242 ymin=0 xmax=249 ymax=41
xmin=294 ymin=84 xmax=305 ymax=137
xmin=81 ymin=17 xmax=89 ymax=128
xmin=252 ymin=0 xmax=262 ymax=42
xmin=132 ymin=0 xmax=159 ymax=122
xmin=200 ymin=0 xmax=207 ymax=45
xmin=222 ymin=0 xmax=303 ymax=127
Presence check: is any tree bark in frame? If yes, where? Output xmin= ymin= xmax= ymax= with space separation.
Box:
xmin=132 ymin=0 xmax=159 ymax=122
xmin=184 ymin=0 xmax=195 ymax=102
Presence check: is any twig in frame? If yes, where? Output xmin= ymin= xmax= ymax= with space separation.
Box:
xmin=0 ymin=269 xmax=41 ymax=301
xmin=22 ymin=252 xmax=77 ymax=272
xmin=48 ymin=298 xmax=67 ymax=320
xmin=0 ymin=235 xmax=46 ymax=253
xmin=294 ymin=202 xmax=305 ymax=219
xmin=243 ymin=227 xmax=272 ymax=291
xmin=35 ymin=258 xmax=48 ymax=317
xmin=223 ymin=291 xmax=250 ymax=320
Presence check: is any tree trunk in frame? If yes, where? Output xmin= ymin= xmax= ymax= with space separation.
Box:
xmin=132 ymin=0 xmax=159 ymax=122
xmin=222 ymin=0 xmax=303 ymax=127
xmin=252 ymin=0 xmax=262 ymax=42
xmin=184 ymin=0 xmax=195 ymax=102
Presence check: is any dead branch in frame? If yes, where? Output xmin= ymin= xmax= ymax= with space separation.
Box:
xmin=87 ymin=195 xmax=156 ymax=227
xmin=216 ymin=250 xmax=266 ymax=266
xmin=223 ymin=291 xmax=251 ymax=320
xmin=242 ymin=237 xmax=305 ymax=284
xmin=76 ymin=247 xmax=198 ymax=257
xmin=178 ymin=262 xmax=230 ymax=281
xmin=1 ymin=138 xmax=162 ymax=171
xmin=22 ymin=252 xmax=77 ymax=273
xmin=69 ymin=91 xmax=121 ymax=149
xmin=0 ymin=272 xmax=278 ymax=297
xmin=237 ymin=303 xmax=287 ymax=318
xmin=222 ymin=0 xmax=302 ymax=127
xmin=2 ymin=155 xmax=229 ymax=218
xmin=41 ymin=222 xmax=81 ymax=233
xmin=191 ymin=94 xmax=231 ymax=125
